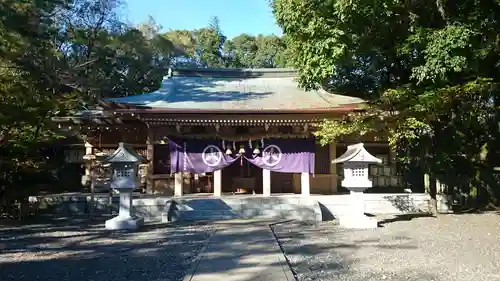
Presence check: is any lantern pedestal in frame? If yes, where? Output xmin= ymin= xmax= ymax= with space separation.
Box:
xmin=105 ymin=178 xmax=144 ymax=230
xmin=338 ymin=189 xmax=378 ymax=229
xmin=105 ymin=213 xmax=144 ymax=230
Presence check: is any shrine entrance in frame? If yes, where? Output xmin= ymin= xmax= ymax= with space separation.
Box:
xmin=168 ymin=137 xmax=315 ymax=197
xmin=220 ymin=157 xmax=296 ymax=195
xmin=222 ymin=157 xmax=263 ymax=194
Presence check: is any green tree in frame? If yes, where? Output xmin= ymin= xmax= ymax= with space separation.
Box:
xmin=164 ymin=17 xmax=226 ymax=68
xmin=193 ymin=16 xmax=227 ymax=67
xmin=272 ymin=0 xmax=500 ymax=208
xmin=163 ymin=29 xmax=198 ymax=67
xmin=137 ymin=15 xmax=162 ymax=40
xmin=55 ymin=0 xmax=177 ymax=100
xmin=224 ymin=33 xmax=259 ymax=67
xmin=0 ymin=0 xmax=177 ymax=215
xmin=164 ymin=17 xmax=289 ymax=68
xmin=223 ymin=34 xmax=288 ymax=68
xmin=254 ymin=35 xmax=288 ymax=68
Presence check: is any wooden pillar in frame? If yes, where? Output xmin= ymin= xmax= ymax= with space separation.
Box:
xmin=174 ymin=173 xmax=183 ymax=196
xmin=301 ymin=172 xmax=310 ymax=196
xmin=146 ymin=128 xmax=154 ymax=194
xmin=263 ymin=169 xmax=271 ymax=197
xmin=329 ymin=142 xmax=337 ymax=194
xmin=213 ymin=170 xmax=222 ymax=196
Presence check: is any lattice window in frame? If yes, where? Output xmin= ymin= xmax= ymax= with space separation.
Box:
xmin=352 ymin=165 xmax=365 ymax=177
xmin=115 ymin=163 xmax=135 ymax=179
xmin=116 ymin=169 xmax=133 ymax=178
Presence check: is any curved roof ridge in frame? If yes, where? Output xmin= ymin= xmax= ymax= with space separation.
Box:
xmin=171 ymin=67 xmax=297 ymax=78
xmin=313 ymin=86 xmax=365 ymax=107
xmin=102 ymin=68 xmax=366 ymax=111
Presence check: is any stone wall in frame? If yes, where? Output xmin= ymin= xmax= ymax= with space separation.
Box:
xmin=29 ymin=192 xmax=445 ymax=223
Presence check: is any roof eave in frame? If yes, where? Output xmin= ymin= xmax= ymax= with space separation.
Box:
xmin=101 ymin=104 xmax=365 ymax=114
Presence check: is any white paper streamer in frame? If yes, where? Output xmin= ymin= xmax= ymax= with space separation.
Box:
xmin=183 ymin=142 xmax=188 ymax=172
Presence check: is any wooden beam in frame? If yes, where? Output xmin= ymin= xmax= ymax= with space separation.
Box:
xmin=146 ymin=127 xmax=154 ymax=194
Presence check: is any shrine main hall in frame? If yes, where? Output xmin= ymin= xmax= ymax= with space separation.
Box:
xmin=55 ymin=68 xmax=416 ymax=197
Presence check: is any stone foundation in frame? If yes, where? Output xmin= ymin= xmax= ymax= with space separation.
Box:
xmin=29 ymin=192 xmax=443 ymax=223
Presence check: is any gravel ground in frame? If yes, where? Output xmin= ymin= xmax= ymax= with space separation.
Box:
xmin=0 ymin=217 xmax=214 ymax=281
xmin=273 ymin=213 xmax=500 ymax=281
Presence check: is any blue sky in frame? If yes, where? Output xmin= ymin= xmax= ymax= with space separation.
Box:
xmin=123 ymin=0 xmax=283 ymax=39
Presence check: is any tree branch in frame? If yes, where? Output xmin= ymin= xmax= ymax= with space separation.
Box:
xmin=436 ymin=0 xmax=450 ymax=25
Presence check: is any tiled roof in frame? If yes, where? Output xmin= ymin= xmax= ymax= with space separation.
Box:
xmin=104 ymin=68 xmax=364 ymax=111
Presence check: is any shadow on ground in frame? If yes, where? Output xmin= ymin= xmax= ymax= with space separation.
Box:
xmin=6 ymin=214 xmax=490 ymax=281
xmin=377 ymin=213 xmax=435 ymax=226
xmin=270 ymin=220 xmax=440 ymax=281
xmin=0 ymin=217 xmax=293 ymax=281
xmin=0 ymin=216 xmax=212 ymax=281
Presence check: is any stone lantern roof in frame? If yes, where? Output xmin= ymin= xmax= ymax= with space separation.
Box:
xmin=332 ymin=143 xmax=382 ymax=164
xmin=104 ymin=142 xmax=146 ymax=163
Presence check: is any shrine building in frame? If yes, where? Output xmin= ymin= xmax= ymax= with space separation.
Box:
xmin=54 ymin=68 xmax=408 ymax=197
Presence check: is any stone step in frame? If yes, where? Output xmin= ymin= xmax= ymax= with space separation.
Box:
xmin=160 ymin=197 xmax=323 ymax=223
xmin=179 ymin=211 xmax=240 ymax=221
xmin=162 ymin=200 xmax=242 ymax=222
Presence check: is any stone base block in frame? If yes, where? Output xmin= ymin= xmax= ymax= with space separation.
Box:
xmin=105 ymin=216 xmax=144 ymax=230
xmin=338 ymin=215 xmax=378 ymax=229
xmin=161 ymin=212 xmax=175 ymax=223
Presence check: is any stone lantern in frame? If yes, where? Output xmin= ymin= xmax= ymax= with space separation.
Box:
xmin=333 ymin=143 xmax=382 ymax=229
xmin=103 ymin=142 xmax=146 ymax=230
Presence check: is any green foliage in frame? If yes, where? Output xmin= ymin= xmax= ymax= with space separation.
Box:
xmin=273 ymin=0 xmax=500 ymax=205
xmin=0 ymin=0 xmax=178 ymax=208
xmin=164 ymin=17 xmax=289 ymax=68
xmin=223 ymin=33 xmax=288 ymax=68
xmin=314 ymin=111 xmax=377 ymax=146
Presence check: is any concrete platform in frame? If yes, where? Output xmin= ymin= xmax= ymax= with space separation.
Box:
xmin=184 ymin=220 xmax=295 ymax=281
xmin=29 ymin=192 xmax=436 ymax=222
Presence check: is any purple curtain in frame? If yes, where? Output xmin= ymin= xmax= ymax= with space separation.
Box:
xmin=169 ymin=139 xmax=239 ymax=173
xmin=245 ymin=138 xmax=315 ymax=174
xmin=169 ymin=138 xmax=315 ymax=174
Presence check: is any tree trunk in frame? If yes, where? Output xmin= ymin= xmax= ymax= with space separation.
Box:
xmin=476 ymin=167 xmax=499 ymax=208
xmin=427 ymin=173 xmax=439 ymax=215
